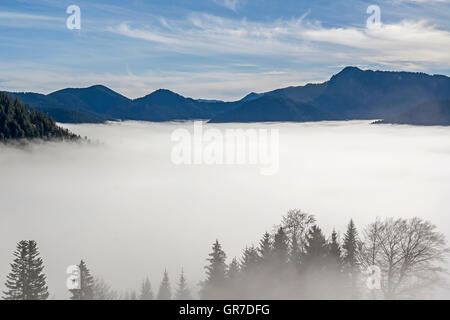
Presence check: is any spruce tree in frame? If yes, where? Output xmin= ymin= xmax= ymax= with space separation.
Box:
xmin=3 ymin=240 xmax=49 ymax=300
xmin=227 ymin=257 xmax=240 ymax=281
xmin=157 ymin=270 xmax=172 ymax=300
xmin=200 ymin=239 xmax=227 ymax=299
xmin=328 ymin=229 xmax=342 ymax=267
xmin=303 ymin=225 xmax=328 ymax=268
xmin=258 ymin=232 xmax=272 ymax=263
xmin=342 ymin=220 xmax=359 ymax=270
xmin=225 ymin=257 xmax=240 ymax=299
xmin=69 ymin=260 xmax=94 ymax=300
xmin=139 ymin=277 xmax=153 ymax=300
xmin=174 ymin=269 xmax=192 ymax=300
xmin=342 ymin=219 xmax=359 ymax=298
xmin=272 ymin=227 xmax=289 ymax=267
xmin=240 ymin=246 xmax=259 ymax=275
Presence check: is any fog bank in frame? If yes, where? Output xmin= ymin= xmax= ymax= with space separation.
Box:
xmin=1 ymin=120 xmax=450 ymax=299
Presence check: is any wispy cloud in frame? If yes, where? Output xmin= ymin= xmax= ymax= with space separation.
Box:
xmin=215 ymin=0 xmax=241 ymax=12
xmin=408 ymin=0 xmax=449 ymax=2
xmin=0 ymin=11 xmax=61 ymax=21
xmin=109 ymin=13 xmax=450 ymax=70
xmin=302 ymin=20 xmax=450 ymax=69
xmin=0 ymin=10 xmax=64 ymax=29
xmin=110 ymin=12 xmax=314 ymax=57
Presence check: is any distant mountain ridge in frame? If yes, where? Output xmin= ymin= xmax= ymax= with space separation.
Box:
xmin=210 ymin=67 xmax=450 ymax=123
xmin=376 ymin=99 xmax=450 ymax=126
xmin=8 ymin=86 xmax=240 ymax=123
xmin=6 ymin=67 xmax=450 ymax=125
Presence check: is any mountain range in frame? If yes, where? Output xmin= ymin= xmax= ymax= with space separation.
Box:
xmin=5 ymin=67 xmax=450 ymax=125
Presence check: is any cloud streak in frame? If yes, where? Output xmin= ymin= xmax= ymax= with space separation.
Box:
xmin=0 ymin=11 xmax=62 ymax=21
xmin=110 ymin=13 xmax=450 ymax=70
xmin=215 ymin=0 xmax=241 ymax=11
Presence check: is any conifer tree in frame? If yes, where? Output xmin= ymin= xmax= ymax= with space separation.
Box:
xmin=272 ymin=227 xmax=289 ymax=267
xmin=3 ymin=240 xmax=49 ymax=300
xmin=174 ymin=269 xmax=192 ymax=300
xmin=258 ymin=232 xmax=272 ymax=263
xmin=69 ymin=260 xmax=95 ymax=300
xmin=328 ymin=229 xmax=342 ymax=268
xmin=139 ymin=277 xmax=153 ymax=300
xmin=130 ymin=290 xmax=137 ymax=300
xmin=200 ymin=239 xmax=227 ymax=299
xmin=225 ymin=257 xmax=240 ymax=299
xmin=240 ymin=246 xmax=259 ymax=274
xmin=303 ymin=225 xmax=328 ymax=268
xmin=342 ymin=219 xmax=359 ymax=298
xmin=343 ymin=220 xmax=358 ymax=267
xmin=227 ymin=257 xmax=240 ymax=281
xmin=157 ymin=270 xmax=172 ymax=300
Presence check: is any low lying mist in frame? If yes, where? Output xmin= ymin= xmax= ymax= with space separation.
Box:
xmin=1 ymin=120 xmax=450 ymax=299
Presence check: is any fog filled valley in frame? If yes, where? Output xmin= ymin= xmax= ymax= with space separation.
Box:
xmin=1 ymin=120 xmax=450 ymax=299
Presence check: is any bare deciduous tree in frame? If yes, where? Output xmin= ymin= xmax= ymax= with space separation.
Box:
xmin=278 ymin=209 xmax=316 ymax=251
xmin=359 ymin=217 xmax=449 ymax=299
xmin=92 ymin=277 xmax=118 ymax=300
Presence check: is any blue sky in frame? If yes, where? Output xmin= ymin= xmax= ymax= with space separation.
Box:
xmin=0 ymin=0 xmax=449 ymax=100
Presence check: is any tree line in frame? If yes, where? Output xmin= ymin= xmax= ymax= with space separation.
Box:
xmin=2 ymin=210 xmax=449 ymax=300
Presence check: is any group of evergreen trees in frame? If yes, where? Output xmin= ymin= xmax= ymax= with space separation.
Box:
xmin=199 ymin=212 xmax=361 ymax=299
xmin=2 ymin=210 xmax=448 ymax=300
xmin=67 ymin=262 xmax=192 ymax=300
xmin=0 ymin=92 xmax=79 ymax=141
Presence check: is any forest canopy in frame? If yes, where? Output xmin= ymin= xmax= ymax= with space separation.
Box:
xmin=0 ymin=92 xmax=79 ymax=141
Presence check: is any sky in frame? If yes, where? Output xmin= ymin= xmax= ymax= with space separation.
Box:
xmin=0 ymin=0 xmax=449 ymax=100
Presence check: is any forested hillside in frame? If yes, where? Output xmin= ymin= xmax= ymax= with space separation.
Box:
xmin=0 ymin=92 xmax=79 ymax=141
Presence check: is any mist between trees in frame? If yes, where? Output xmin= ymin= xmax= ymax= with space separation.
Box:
xmin=2 ymin=210 xmax=449 ymax=300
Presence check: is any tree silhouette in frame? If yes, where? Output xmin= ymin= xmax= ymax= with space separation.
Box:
xmin=3 ymin=240 xmax=49 ymax=300
xmin=200 ymin=240 xmax=227 ymax=299
xmin=157 ymin=270 xmax=172 ymax=300
xmin=240 ymin=246 xmax=259 ymax=275
xmin=273 ymin=227 xmax=289 ymax=267
xmin=342 ymin=219 xmax=359 ymax=298
xmin=328 ymin=229 xmax=342 ymax=267
xmin=174 ymin=269 xmax=192 ymax=300
xmin=139 ymin=277 xmax=153 ymax=300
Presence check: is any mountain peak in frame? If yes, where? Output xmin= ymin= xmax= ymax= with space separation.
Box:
xmin=87 ymin=84 xmax=110 ymax=90
xmin=135 ymin=88 xmax=187 ymax=104
xmin=148 ymin=89 xmax=180 ymax=98
xmin=329 ymin=66 xmax=366 ymax=83
xmin=336 ymin=66 xmax=364 ymax=76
